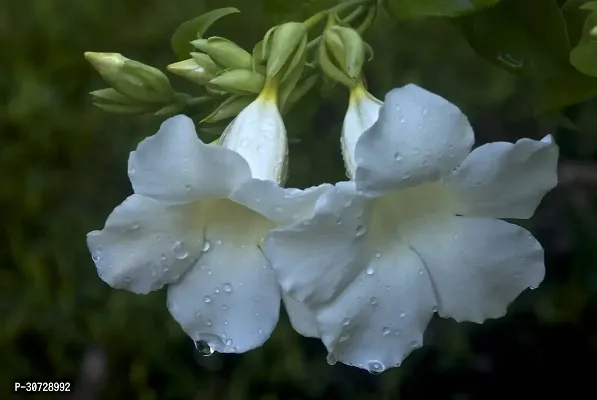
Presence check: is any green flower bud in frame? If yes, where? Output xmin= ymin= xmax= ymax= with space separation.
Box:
xmin=323 ymin=26 xmax=366 ymax=81
xmin=167 ymin=58 xmax=217 ymax=85
xmin=90 ymin=88 xmax=137 ymax=105
xmin=191 ymin=37 xmax=252 ymax=70
xmin=266 ymin=22 xmax=307 ymax=79
xmin=84 ymin=52 xmax=174 ymax=103
xmin=208 ymin=69 xmax=265 ymax=94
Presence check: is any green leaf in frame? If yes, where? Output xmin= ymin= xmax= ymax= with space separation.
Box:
xmin=385 ymin=0 xmax=502 ymax=20
xmin=540 ymin=66 xmax=597 ymax=112
xmin=456 ymin=0 xmax=570 ymax=78
xmin=171 ymin=7 xmax=241 ymax=60
xmin=570 ymin=3 xmax=597 ymax=76
xmin=561 ymin=0 xmax=592 ymax=46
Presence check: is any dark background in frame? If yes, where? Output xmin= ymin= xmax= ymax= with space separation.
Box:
xmin=1 ymin=0 xmax=596 ymax=398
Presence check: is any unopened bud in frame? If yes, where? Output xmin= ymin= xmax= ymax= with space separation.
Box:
xmin=84 ymin=52 xmax=174 ymax=103
xmin=191 ymin=37 xmax=252 ymax=70
xmin=324 ymin=26 xmax=366 ymax=81
xmin=208 ymin=69 xmax=265 ymax=94
xmin=167 ymin=58 xmax=217 ymax=85
xmin=265 ymin=23 xmax=307 ymax=79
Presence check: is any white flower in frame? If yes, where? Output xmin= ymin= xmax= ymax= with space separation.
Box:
xmin=87 ymin=94 xmax=329 ymax=353
xmin=341 ymin=82 xmax=382 ymax=178
xmin=263 ymin=84 xmax=559 ymax=372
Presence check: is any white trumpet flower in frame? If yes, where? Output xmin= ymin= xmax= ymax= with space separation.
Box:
xmin=87 ymin=91 xmax=329 ymax=354
xmin=263 ymin=84 xmax=559 ymax=373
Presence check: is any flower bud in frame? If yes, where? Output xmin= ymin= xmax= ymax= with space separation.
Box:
xmin=84 ymin=52 xmax=174 ymax=103
xmin=319 ymin=26 xmax=367 ymax=88
xmin=208 ymin=69 xmax=265 ymax=94
xmin=191 ymin=37 xmax=252 ymax=70
xmin=201 ymin=95 xmax=256 ymax=123
xmin=265 ymin=23 xmax=307 ymax=80
xmin=167 ymin=58 xmax=217 ymax=85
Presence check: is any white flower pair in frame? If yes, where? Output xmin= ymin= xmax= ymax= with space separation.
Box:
xmin=87 ymin=82 xmax=558 ymax=372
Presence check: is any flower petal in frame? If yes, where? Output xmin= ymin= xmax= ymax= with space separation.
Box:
xmin=87 ymin=194 xmax=204 ymax=294
xmin=263 ymin=181 xmax=374 ymax=306
xmin=128 ymin=115 xmax=251 ymax=203
xmin=229 ymin=179 xmax=334 ymax=226
xmin=316 ymin=244 xmax=436 ymax=372
xmin=220 ymin=98 xmax=288 ymax=183
xmin=341 ymin=87 xmax=382 ymax=178
xmin=354 ymin=84 xmax=474 ymax=196
xmin=444 ymin=135 xmax=559 ymax=219
xmin=409 ymin=216 xmax=545 ymax=323
xmin=166 ymin=200 xmax=280 ymax=353
xmin=283 ymin=293 xmax=319 ymax=338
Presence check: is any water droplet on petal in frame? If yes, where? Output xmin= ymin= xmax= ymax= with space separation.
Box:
xmin=393 ymin=152 xmax=402 ymax=161
xmin=185 ymin=184 xmax=191 ymax=192
xmin=419 ymin=269 xmax=424 ymax=275
xmin=374 ymin=251 xmax=381 ymax=258
xmin=326 ymin=353 xmax=338 ymax=365
xmin=92 ymin=254 xmax=101 ymax=262
xmin=173 ymin=241 xmax=188 ymax=260
xmin=205 ymin=318 xmax=212 ymax=326
xmin=411 ymin=341 xmax=420 ymax=349
xmin=225 ymin=338 xmax=233 ymax=346
xmin=222 ymin=305 xmax=228 ymax=310
xmin=400 ymin=312 xmax=406 ymax=318
xmin=366 ymin=266 xmax=375 ymax=275
xmin=128 ymin=166 xmax=135 ymax=175
xmin=195 ymin=311 xmax=201 ymax=318
xmin=207 ymin=269 xmax=213 ymax=275
xmin=160 ymin=253 xmax=167 ymax=261
xmin=356 ymin=225 xmax=366 ymax=236
xmin=395 ymin=105 xmax=401 ymax=112
xmin=214 ymin=287 xmax=220 ymax=294
xmin=335 ymin=217 xmax=343 ymax=225
xmin=367 ymin=360 xmax=385 ymax=375
xmin=395 ymin=329 xmax=402 ymax=336
xmin=202 ymin=240 xmax=211 ymax=252
xmin=382 ymin=327 xmax=391 ymax=336
xmin=529 ymin=286 xmax=537 ymax=290
xmin=432 ymin=306 xmax=438 ymax=313
xmin=194 ymin=340 xmax=214 ymax=356
xmin=370 ymin=297 xmax=378 ymax=305
xmin=342 ymin=318 xmax=351 ymax=326
xmin=223 ymin=283 xmax=233 ymax=293
xmin=216 ymin=240 xmax=222 ymax=245
xmin=399 ymin=117 xmax=405 ymax=123
xmin=258 ymin=328 xmax=263 ymax=335
xmin=339 ymin=332 xmax=349 ymax=342
xmin=421 ymin=108 xmax=428 ymax=116
xmin=385 ymin=285 xmax=391 ymax=291
xmin=204 ymin=296 xmax=212 ymax=304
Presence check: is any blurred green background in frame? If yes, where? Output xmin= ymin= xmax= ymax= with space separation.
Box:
xmin=1 ymin=0 xmax=597 ymax=399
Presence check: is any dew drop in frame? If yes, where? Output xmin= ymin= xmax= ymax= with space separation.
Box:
xmin=366 ymin=266 xmax=375 ymax=275
xmin=335 ymin=217 xmax=343 ymax=225
xmin=339 ymin=332 xmax=349 ymax=342
xmin=223 ymin=283 xmax=233 ymax=293
xmin=411 ymin=341 xmax=420 ymax=349
xmin=216 ymin=240 xmax=222 ymax=245
xmin=418 ymin=269 xmax=424 ymax=275
xmin=184 ymin=184 xmax=191 ymax=192
xmin=400 ymin=312 xmax=406 ymax=318
xmin=207 ymin=269 xmax=213 ymax=275
xmin=202 ymin=240 xmax=211 ymax=252
xmin=92 ymin=254 xmax=101 ymax=262
xmin=395 ymin=329 xmax=402 ymax=336
xmin=214 ymin=287 xmax=220 ymax=294
xmin=382 ymin=327 xmax=391 ymax=336
xmin=194 ymin=340 xmax=214 ymax=356
xmin=222 ymin=305 xmax=228 ymax=310
xmin=374 ymin=251 xmax=381 ymax=258
xmin=370 ymin=297 xmax=378 ymax=305
xmin=342 ymin=318 xmax=351 ymax=326
xmin=205 ymin=318 xmax=212 ymax=326
xmin=367 ymin=360 xmax=385 ymax=375
xmin=204 ymin=295 xmax=212 ymax=304
xmin=128 ymin=166 xmax=136 ymax=175
xmin=399 ymin=117 xmax=405 ymax=123
xmin=356 ymin=225 xmax=366 ymax=236
xmin=529 ymin=285 xmax=537 ymax=290
xmin=326 ymin=353 xmax=338 ymax=365
xmin=421 ymin=107 xmax=428 ymax=116
xmin=195 ymin=311 xmax=201 ymax=318
xmin=395 ymin=105 xmax=401 ymax=112
xmin=393 ymin=152 xmax=402 ymax=161
xmin=225 ymin=338 xmax=233 ymax=346
xmin=173 ymin=241 xmax=188 ymax=260
xmin=432 ymin=306 xmax=438 ymax=313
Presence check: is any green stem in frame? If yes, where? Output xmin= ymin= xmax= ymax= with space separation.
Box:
xmin=328 ymin=0 xmax=375 ymax=15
